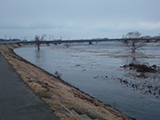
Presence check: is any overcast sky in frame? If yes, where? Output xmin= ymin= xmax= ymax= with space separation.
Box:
xmin=0 ymin=0 xmax=160 ymax=40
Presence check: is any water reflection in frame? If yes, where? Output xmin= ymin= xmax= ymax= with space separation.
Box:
xmin=124 ymin=52 xmax=145 ymax=64
xmin=35 ymin=49 xmax=45 ymax=67
xmin=128 ymin=57 xmax=140 ymax=64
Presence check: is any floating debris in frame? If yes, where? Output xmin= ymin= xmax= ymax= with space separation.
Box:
xmin=117 ymin=77 xmax=160 ymax=98
xmin=54 ymin=71 xmax=62 ymax=78
xmin=75 ymin=64 xmax=81 ymax=66
xmin=123 ymin=63 xmax=160 ymax=73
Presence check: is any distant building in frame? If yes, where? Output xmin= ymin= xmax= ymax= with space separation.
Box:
xmin=143 ymin=36 xmax=151 ymax=39
xmin=153 ymin=36 xmax=160 ymax=39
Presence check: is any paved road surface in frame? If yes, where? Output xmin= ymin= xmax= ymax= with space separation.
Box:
xmin=0 ymin=53 xmax=59 ymax=120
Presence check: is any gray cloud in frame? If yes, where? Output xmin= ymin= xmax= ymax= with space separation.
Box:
xmin=0 ymin=0 xmax=160 ymax=40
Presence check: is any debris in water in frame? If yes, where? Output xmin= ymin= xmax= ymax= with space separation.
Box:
xmin=54 ymin=71 xmax=62 ymax=78
xmin=123 ymin=63 xmax=160 ymax=73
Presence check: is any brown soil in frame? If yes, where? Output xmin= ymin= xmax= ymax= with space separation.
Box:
xmin=0 ymin=45 xmax=135 ymax=120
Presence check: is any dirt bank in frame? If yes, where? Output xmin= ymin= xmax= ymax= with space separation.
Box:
xmin=0 ymin=45 xmax=135 ymax=120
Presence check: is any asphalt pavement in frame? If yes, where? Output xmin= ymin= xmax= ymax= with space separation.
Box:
xmin=0 ymin=53 xmax=59 ymax=120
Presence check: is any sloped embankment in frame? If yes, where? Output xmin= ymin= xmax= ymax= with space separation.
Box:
xmin=0 ymin=45 xmax=135 ymax=120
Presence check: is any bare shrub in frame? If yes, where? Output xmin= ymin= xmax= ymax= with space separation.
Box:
xmin=124 ymin=31 xmax=145 ymax=53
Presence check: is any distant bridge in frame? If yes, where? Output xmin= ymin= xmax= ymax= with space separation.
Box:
xmin=0 ymin=38 xmax=159 ymax=46
xmin=16 ymin=38 xmax=155 ymax=45
xmin=18 ymin=39 xmax=121 ymax=45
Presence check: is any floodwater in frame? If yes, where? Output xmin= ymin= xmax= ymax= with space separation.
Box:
xmin=15 ymin=42 xmax=160 ymax=120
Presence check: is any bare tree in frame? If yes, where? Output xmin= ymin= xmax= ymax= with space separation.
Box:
xmin=124 ymin=31 xmax=144 ymax=53
xmin=35 ymin=34 xmax=46 ymax=50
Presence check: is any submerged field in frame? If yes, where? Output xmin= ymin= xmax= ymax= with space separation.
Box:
xmin=0 ymin=45 xmax=134 ymax=120
xmin=14 ymin=42 xmax=160 ymax=120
